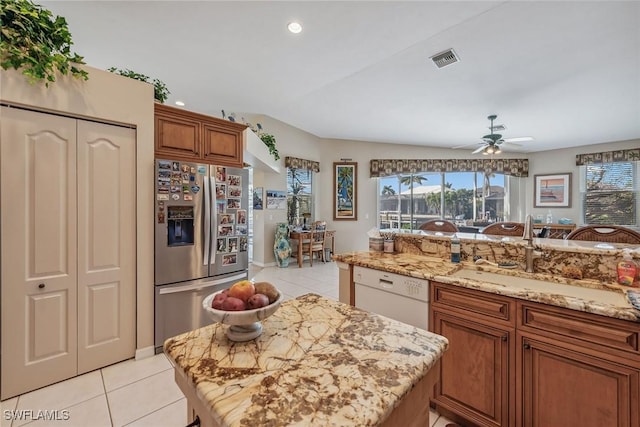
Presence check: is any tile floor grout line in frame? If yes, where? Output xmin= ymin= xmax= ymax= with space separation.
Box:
xmin=100 ymin=369 xmax=115 ymax=427
xmin=103 ymin=365 xmax=173 ymax=394
xmin=119 ymin=397 xmax=185 ymax=427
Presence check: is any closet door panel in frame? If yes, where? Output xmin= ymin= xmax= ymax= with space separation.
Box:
xmin=76 ymin=121 xmax=136 ymax=373
xmin=1 ymin=106 xmax=78 ymax=399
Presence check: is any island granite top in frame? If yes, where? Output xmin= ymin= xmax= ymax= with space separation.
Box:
xmin=164 ymin=293 xmax=448 ymax=427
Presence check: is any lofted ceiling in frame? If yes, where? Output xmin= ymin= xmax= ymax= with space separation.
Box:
xmin=41 ymin=1 xmax=640 ymax=153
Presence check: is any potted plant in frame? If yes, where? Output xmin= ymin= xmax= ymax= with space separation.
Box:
xmin=107 ymin=67 xmax=170 ymax=103
xmin=0 ymin=0 xmax=89 ymax=85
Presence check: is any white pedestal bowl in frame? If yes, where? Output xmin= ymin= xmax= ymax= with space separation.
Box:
xmin=202 ymin=289 xmax=282 ymax=341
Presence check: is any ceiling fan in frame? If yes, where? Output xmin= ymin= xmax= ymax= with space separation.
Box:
xmin=453 ymin=115 xmax=532 ymax=155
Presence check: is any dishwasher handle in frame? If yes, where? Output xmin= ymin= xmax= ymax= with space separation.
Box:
xmin=379 ymin=278 xmax=394 ymax=289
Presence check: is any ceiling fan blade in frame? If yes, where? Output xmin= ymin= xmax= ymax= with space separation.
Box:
xmin=452 ymin=142 xmax=482 ymax=149
xmin=502 ymin=141 xmax=522 ymax=148
xmin=472 ymin=145 xmax=486 ymax=154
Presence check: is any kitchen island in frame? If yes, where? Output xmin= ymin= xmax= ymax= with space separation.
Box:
xmin=164 ymin=293 xmax=448 ymax=427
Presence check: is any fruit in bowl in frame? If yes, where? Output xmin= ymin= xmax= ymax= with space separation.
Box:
xmin=202 ymin=281 xmax=282 ymax=341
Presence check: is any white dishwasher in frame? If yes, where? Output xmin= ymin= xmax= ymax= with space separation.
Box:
xmin=354 ymin=266 xmax=430 ymax=330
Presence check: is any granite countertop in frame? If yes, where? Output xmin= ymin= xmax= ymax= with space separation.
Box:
xmin=335 ymin=251 xmax=640 ymax=322
xmin=164 ymin=294 xmax=448 ymax=427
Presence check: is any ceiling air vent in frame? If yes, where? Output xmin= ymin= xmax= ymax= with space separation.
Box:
xmin=430 ymin=49 xmax=459 ymax=69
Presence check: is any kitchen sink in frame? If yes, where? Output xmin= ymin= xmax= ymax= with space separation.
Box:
xmin=450 ymin=268 xmax=628 ymax=306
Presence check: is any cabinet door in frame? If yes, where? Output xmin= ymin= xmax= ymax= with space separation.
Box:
xmin=76 ymin=121 xmax=136 ymax=374
xmin=202 ymin=121 xmax=243 ymax=167
xmin=432 ymin=310 xmax=513 ymax=427
xmin=155 ymin=112 xmax=201 ymax=159
xmin=1 ymin=107 xmax=78 ymax=399
xmin=518 ymin=335 xmax=639 ymax=427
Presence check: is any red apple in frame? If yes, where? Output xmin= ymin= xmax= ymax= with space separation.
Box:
xmin=228 ymin=280 xmax=255 ymax=302
xmin=221 ymin=296 xmax=246 ymax=311
xmin=247 ymin=293 xmax=269 ymax=309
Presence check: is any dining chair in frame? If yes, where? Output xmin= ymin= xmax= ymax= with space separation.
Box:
xmin=302 ymin=228 xmax=326 ymax=266
xmin=565 ymin=225 xmax=640 ymax=244
xmin=481 ymin=222 xmax=526 ymax=237
xmin=418 ymin=219 xmax=458 ymax=233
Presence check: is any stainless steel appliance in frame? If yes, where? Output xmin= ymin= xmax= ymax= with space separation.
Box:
xmin=154 ymin=159 xmax=249 ymax=352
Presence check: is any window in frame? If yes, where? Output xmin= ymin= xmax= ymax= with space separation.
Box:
xmin=287 ymin=168 xmax=313 ymax=227
xmin=582 ymin=161 xmax=638 ymax=226
xmin=378 ymin=172 xmax=506 ymax=230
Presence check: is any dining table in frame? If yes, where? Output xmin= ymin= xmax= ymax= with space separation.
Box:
xmin=289 ymin=229 xmax=336 ymax=267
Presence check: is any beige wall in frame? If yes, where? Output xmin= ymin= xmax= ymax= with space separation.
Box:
xmin=1 ymin=66 xmax=155 ymax=356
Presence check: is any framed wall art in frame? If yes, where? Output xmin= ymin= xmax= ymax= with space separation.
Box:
xmin=253 ymin=187 xmax=264 ymax=210
xmin=266 ymin=189 xmax=287 ymax=210
xmin=334 ymin=162 xmax=357 ymax=220
xmin=534 ymin=173 xmax=571 ymax=208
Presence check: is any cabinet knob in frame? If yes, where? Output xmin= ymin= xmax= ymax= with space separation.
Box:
xmin=38 ymin=283 xmax=45 ymax=289
xmin=523 ymin=343 xmax=531 ymax=350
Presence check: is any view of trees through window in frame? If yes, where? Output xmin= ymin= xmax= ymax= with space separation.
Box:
xmin=287 ymin=168 xmax=313 ymax=227
xmin=378 ymin=172 xmax=506 ymax=230
xmin=583 ymin=162 xmax=637 ymax=226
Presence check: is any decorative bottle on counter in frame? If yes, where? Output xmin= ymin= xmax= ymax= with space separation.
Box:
xmin=450 ymin=234 xmax=461 ymax=263
xmin=274 ymin=223 xmax=292 ymax=268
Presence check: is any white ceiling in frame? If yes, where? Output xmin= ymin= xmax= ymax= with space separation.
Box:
xmin=42 ymin=1 xmax=640 ymax=153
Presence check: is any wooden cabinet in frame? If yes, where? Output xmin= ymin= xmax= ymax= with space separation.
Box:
xmin=517 ymin=301 xmax=640 ymax=427
xmin=431 ymin=283 xmax=640 ymax=427
xmin=431 ymin=282 xmax=515 ymax=427
xmin=154 ymin=104 xmax=246 ymax=167
xmin=1 ymin=106 xmax=136 ymax=399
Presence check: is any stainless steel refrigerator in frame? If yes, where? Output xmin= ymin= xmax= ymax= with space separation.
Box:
xmin=154 ymin=159 xmax=249 ymax=352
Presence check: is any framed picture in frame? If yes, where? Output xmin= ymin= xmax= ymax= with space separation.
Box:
xmin=334 ymin=162 xmax=357 ymax=220
xmin=534 ymin=173 xmax=571 ymax=208
xmin=253 ymin=187 xmax=264 ymax=210
xmin=266 ymin=189 xmax=287 ymax=210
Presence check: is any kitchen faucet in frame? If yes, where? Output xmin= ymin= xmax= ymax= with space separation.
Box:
xmin=523 ymin=215 xmax=542 ymax=273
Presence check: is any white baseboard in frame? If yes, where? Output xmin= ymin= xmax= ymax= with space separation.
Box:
xmin=251 ymin=261 xmax=277 ymax=268
xmin=135 ymin=346 xmax=155 ymax=360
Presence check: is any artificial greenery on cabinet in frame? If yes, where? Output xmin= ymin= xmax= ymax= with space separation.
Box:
xmin=107 ymin=67 xmax=170 ymax=103
xmin=0 ymin=0 xmax=89 ymax=85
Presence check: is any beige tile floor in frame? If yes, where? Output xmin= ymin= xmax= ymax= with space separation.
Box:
xmin=1 ymin=261 xmax=455 ymax=427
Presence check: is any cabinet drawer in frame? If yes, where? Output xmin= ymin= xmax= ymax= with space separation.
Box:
xmin=519 ymin=301 xmax=639 ymax=356
xmin=432 ymin=282 xmax=515 ymax=325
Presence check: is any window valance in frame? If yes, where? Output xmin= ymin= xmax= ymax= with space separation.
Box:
xmin=284 ymin=156 xmax=320 ymax=172
xmin=575 ymin=148 xmax=640 ymax=166
xmin=369 ymin=158 xmax=529 ymax=178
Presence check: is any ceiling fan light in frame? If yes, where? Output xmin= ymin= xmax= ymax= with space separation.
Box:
xmin=494 ymin=147 xmax=502 ymax=154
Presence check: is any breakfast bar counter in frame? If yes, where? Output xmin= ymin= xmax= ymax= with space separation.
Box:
xmin=164 ymin=293 xmax=448 ymax=427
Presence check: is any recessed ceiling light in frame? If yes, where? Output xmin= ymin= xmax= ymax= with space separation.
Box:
xmin=287 ymin=22 xmax=302 ymax=34
xmin=175 ymin=101 xmax=185 ymax=107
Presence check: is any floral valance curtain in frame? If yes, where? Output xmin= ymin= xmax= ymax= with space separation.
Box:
xmin=369 ymin=158 xmax=529 ymax=178
xmin=575 ymin=148 xmax=640 ymax=166
xmin=284 ymin=156 xmax=320 ymax=172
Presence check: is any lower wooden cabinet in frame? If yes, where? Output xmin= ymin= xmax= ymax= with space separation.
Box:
xmin=432 ymin=310 xmax=513 ymax=427
xmin=430 ymin=281 xmax=640 ymax=427
xmin=518 ymin=335 xmax=639 ymax=427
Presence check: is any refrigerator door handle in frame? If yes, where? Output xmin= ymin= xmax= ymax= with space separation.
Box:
xmin=158 ymin=273 xmax=248 ymax=295
xmin=210 ymin=176 xmax=217 ymax=266
xmin=203 ymin=174 xmax=211 ymax=266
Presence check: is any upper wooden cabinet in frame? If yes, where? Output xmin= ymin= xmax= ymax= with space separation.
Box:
xmin=154 ymin=104 xmax=246 ymax=167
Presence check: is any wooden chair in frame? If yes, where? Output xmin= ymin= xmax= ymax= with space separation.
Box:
xmin=481 ymin=222 xmax=525 ymax=237
xmin=565 ymin=225 xmax=640 ymax=244
xmin=418 ymin=219 xmax=458 ymax=233
xmin=301 ymin=228 xmax=327 ymax=266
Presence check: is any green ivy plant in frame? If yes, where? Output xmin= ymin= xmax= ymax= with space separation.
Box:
xmin=259 ymin=133 xmax=280 ymax=161
xmin=0 ymin=0 xmax=89 ymax=85
xmin=107 ymin=67 xmax=170 ymax=103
